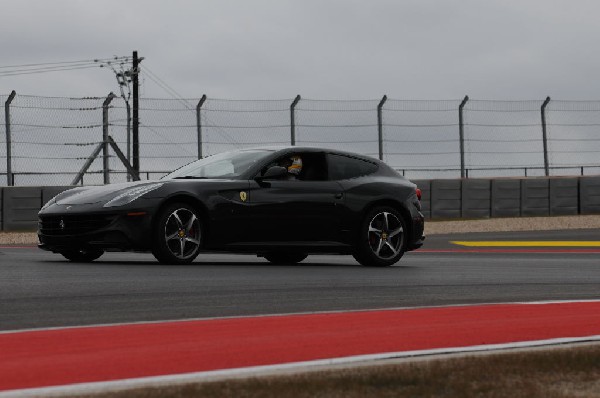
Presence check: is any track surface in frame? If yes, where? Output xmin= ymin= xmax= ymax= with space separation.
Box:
xmin=1 ymin=229 xmax=599 ymax=332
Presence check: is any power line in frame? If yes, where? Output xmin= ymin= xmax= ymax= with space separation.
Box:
xmin=142 ymin=66 xmax=194 ymax=109
xmin=0 ymin=57 xmax=130 ymax=70
xmin=0 ymin=65 xmax=101 ymax=77
xmin=142 ymin=64 xmax=240 ymax=148
xmin=0 ymin=56 xmax=132 ymax=77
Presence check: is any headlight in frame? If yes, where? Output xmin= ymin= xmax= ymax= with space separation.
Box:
xmin=103 ymin=183 xmax=164 ymax=208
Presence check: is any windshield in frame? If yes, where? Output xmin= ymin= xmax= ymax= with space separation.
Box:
xmin=163 ymin=149 xmax=274 ymax=179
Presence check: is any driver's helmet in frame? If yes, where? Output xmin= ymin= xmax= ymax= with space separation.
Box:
xmin=287 ymin=156 xmax=303 ymax=176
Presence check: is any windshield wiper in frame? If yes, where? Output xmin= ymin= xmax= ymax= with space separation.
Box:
xmin=172 ymin=176 xmax=209 ymax=179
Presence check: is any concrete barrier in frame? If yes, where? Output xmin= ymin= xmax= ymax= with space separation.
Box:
xmin=549 ymin=178 xmax=579 ymax=216
xmin=431 ymin=179 xmax=461 ymax=219
xmin=1 ymin=178 xmax=599 ymax=231
xmin=491 ymin=179 xmax=521 ymax=217
xmin=580 ymin=177 xmax=600 ymax=214
xmin=2 ymin=187 xmax=42 ymax=232
xmin=462 ymin=179 xmax=491 ymax=218
xmin=521 ymin=179 xmax=549 ymax=216
xmin=0 ymin=188 xmax=3 ymax=230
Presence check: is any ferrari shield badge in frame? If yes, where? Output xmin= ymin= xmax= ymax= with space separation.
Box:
xmin=239 ymin=191 xmax=248 ymax=202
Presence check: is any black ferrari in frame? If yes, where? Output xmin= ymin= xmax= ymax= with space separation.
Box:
xmin=38 ymin=147 xmax=425 ymax=266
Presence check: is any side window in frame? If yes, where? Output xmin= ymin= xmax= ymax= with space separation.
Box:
xmin=262 ymin=152 xmax=328 ymax=181
xmin=327 ymin=154 xmax=378 ymax=180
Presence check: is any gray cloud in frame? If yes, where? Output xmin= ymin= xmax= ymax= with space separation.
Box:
xmin=2 ymin=0 xmax=600 ymax=99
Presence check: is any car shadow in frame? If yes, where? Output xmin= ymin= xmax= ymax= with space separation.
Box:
xmin=42 ymin=258 xmax=372 ymax=268
xmin=42 ymin=258 xmax=415 ymax=269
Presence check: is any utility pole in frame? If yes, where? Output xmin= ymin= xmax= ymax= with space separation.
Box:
xmin=132 ymin=51 xmax=140 ymax=175
xmin=96 ymin=55 xmax=135 ymax=182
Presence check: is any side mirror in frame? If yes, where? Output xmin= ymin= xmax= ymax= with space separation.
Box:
xmin=256 ymin=165 xmax=288 ymax=181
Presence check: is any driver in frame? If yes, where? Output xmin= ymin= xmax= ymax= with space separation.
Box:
xmin=279 ymin=155 xmax=303 ymax=179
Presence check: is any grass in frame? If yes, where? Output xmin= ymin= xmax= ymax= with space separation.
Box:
xmin=77 ymin=344 xmax=600 ymax=398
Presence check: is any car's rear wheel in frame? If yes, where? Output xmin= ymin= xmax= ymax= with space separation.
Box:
xmin=152 ymin=203 xmax=203 ymax=264
xmin=60 ymin=248 xmax=104 ymax=262
xmin=263 ymin=252 xmax=308 ymax=265
xmin=353 ymin=206 xmax=407 ymax=267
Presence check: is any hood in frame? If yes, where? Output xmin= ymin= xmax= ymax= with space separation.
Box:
xmin=57 ymin=181 xmax=159 ymax=205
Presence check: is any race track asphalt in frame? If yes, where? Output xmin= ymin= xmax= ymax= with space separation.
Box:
xmin=1 ymin=229 xmax=599 ymax=332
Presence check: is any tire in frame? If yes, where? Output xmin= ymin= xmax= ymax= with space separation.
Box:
xmin=152 ymin=202 xmax=203 ymax=264
xmin=60 ymin=248 xmax=104 ymax=262
xmin=352 ymin=206 xmax=407 ymax=267
xmin=263 ymin=252 xmax=308 ymax=265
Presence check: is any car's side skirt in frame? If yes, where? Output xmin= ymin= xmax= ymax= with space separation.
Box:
xmin=211 ymin=241 xmax=353 ymax=254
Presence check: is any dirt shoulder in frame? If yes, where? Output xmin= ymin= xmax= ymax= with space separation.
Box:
xmin=78 ymin=343 xmax=600 ymax=398
xmin=0 ymin=232 xmax=39 ymax=245
xmin=2 ymin=215 xmax=600 ymax=246
xmin=425 ymin=214 xmax=600 ymax=235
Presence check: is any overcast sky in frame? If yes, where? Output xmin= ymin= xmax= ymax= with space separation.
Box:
xmin=2 ymin=0 xmax=600 ymax=100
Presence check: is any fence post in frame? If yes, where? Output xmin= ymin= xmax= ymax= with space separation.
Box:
xmin=458 ymin=95 xmax=469 ymax=178
xmin=290 ymin=95 xmax=301 ymax=146
xmin=541 ymin=96 xmax=551 ymax=177
xmin=377 ymin=95 xmax=388 ymax=161
xmin=196 ymin=94 xmax=207 ymax=159
xmin=102 ymin=92 xmax=116 ymax=184
xmin=4 ymin=90 xmax=16 ymax=186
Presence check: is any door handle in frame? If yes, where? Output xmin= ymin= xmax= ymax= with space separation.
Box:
xmin=334 ymin=193 xmax=344 ymax=199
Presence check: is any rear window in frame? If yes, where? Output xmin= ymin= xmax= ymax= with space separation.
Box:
xmin=327 ymin=154 xmax=378 ymax=180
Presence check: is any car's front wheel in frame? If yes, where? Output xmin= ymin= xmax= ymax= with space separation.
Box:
xmin=263 ymin=252 xmax=308 ymax=265
xmin=60 ymin=248 xmax=104 ymax=262
xmin=152 ymin=202 xmax=203 ymax=264
xmin=353 ymin=206 xmax=407 ymax=267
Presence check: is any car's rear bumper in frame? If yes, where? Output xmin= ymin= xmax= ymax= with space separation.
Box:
xmin=408 ymin=234 xmax=425 ymax=250
xmin=407 ymin=208 xmax=425 ymax=251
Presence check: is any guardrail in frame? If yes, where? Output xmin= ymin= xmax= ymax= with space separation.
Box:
xmin=1 ymin=176 xmax=599 ymax=232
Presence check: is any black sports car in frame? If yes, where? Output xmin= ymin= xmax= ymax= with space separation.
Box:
xmin=38 ymin=147 xmax=425 ymax=266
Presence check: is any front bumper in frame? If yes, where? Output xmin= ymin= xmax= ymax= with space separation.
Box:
xmin=38 ymin=209 xmax=154 ymax=253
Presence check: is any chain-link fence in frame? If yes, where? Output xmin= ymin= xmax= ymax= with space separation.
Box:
xmin=1 ymin=93 xmax=600 ymax=186
xmin=464 ymin=100 xmax=547 ymax=177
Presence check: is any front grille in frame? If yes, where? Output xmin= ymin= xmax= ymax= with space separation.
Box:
xmin=39 ymin=214 xmax=114 ymax=236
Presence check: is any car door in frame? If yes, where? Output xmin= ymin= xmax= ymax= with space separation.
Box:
xmin=200 ymin=180 xmax=254 ymax=245
xmin=247 ymin=180 xmax=344 ymax=243
xmin=244 ymin=152 xmax=345 ymax=243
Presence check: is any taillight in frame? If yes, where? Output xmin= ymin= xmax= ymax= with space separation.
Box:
xmin=415 ymin=188 xmax=422 ymax=201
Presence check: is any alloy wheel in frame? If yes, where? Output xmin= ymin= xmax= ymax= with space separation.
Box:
xmin=367 ymin=211 xmax=404 ymax=260
xmin=164 ymin=208 xmax=201 ymax=260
